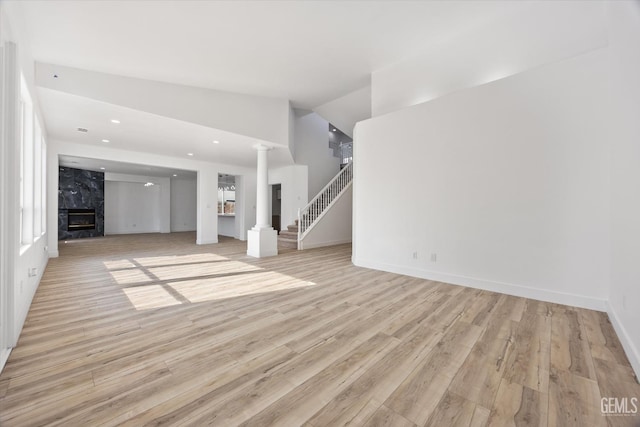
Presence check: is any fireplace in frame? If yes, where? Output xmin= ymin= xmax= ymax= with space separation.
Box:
xmin=67 ymin=209 xmax=96 ymax=231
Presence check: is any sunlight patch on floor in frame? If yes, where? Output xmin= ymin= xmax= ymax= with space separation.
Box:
xmin=110 ymin=255 xmax=317 ymax=310
xmin=103 ymin=259 xmax=137 ymax=269
xmin=122 ymin=285 xmax=182 ymax=310
xmin=168 ymin=271 xmax=317 ymax=304
xmin=109 ymin=269 xmax=155 ymax=285
xmin=133 ymin=253 xmax=230 ymax=267
xmin=148 ymin=261 xmax=261 ymax=281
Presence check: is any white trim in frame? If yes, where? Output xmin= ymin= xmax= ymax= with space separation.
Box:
xmin=0 ymin=348 xmax=11 ymax=373
xmin=196 ymin=238 xmax=218 ymax=245
xmin=48 ymin=250 xmax=59 ymax=258
xmin=352 ymin=257 xmax=608 ymax=312
xmin=299 ymin=238 xmax=352 ymax=250
xmin=606 ymin=301 xmax=640 ymax=380
xmin=0 ymin=41 xmax=18 ymax=369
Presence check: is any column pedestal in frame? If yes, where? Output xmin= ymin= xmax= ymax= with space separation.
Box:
xmin=247 ymin=227 xmax=278 ymax=258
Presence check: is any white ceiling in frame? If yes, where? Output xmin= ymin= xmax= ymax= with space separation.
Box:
xmin=39 ymin=88 xmax=292 ymax=169
xmin=11 ymin=1 xmax=540 ymax=178
xmin=59 ymin=155 xmax=197 ymax=179
xmin=14 ymin=0 xmax=524 ymax=108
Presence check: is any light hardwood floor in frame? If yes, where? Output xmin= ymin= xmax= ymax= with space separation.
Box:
xmin=0 ymin=232 xmax=638 ymax=426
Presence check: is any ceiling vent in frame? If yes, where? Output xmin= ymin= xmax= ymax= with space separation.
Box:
xmin=77 ymin=127 xmax=88 ymax=133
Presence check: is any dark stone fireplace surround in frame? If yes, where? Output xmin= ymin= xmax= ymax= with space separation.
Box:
xmin=58 ymin=167 xmax=104 ymax=240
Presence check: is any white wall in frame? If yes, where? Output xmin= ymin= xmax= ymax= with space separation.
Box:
xmin=607 ymin=1 xmax=640 ymax=378
xmin=104 ymin=172 xmax=170 ymax=235
xmin=354 ymin=48 xmax=610 ymax=310
xmin=105 ymin=181 xmax=162 ymax=234
xmin=300 ymin=185 xmax=352 ymax=250
xmin=171 ymin=178 xmax=197 ymax=232
xmin=218 ymin=216 xmax=236 ymax=238
xmin=313 ymin=86 xmax=372 ymax=138
xmin=372 ymin=1 xmax=606 ymax=116
xmin=293 ymin=111 xmax=340 ymax=197
xmin=236 ymin=174 xmax=253 ymax=240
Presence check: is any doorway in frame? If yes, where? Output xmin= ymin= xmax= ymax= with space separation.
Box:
xmin=218 ymin=174 xmax=237 ymax=238
xmin=271 ymin=184 xmax=281 ymax=234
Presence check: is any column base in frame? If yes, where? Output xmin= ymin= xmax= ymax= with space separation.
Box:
xmin=247 ymin=227 xmax=278 ymax=258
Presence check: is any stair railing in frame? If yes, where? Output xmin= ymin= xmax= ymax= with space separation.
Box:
xmin=298 ymin=160 xmax=353 ymax=241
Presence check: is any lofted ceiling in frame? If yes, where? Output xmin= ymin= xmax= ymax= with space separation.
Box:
xmin=13 ymin=0 xmax=525 ymax=108
xmin=8 ymin=1 xmax=539 ymax=177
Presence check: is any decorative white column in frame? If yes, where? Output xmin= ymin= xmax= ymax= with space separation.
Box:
xmin=255 ymin=145 xmax=270 ymax=229
xmin=247 ymin=144 xmax=278 ymax=257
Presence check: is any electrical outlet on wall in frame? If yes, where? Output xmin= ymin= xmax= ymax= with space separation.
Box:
xmin=28 ymin=267 xmax=38 ymax=277
xmin=412 ymin=251 xmax=418 ymax=260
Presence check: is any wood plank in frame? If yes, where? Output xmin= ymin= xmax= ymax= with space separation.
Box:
xmin=305 ymin=324 xmax=445 ymax=426
xmin=580 ymin=309 xmax=632 ymax=366
xmin=548 ymin=368 xmax=606 ymax=427
xmin=384 ymin=321 xmax=483 ymax=425
xmin=486 ymin=379 xmax=548 ymax=427
xmin=470 ymin=405 xmax=492 ymax=427
xmin=503 ymin=311 xmax=552 ymax=392
xmin=364 ymin=404 xmax=416 ymax=427
xmin=424 ymin=391 xmax=477 ymax=427
xmin=448 ymin=297 xmax=521 ymax=407
xmin=550 ymin=308 xmax=596 ymax=380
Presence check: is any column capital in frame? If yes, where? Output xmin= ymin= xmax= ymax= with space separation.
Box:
xmin=252 ymin=143 xmax=273 ymax=152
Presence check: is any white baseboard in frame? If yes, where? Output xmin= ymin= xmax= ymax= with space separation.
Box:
xmin=606 ymin=302 xmax=640 ymax=380
xmin=105 ymin=229 xmax=161 ymax=235
xmin=48 ymin=250 xmax=59 ymax=258
xmin=196 ymin=238 xmax=218 ymax=245
xmin=300 ymin=238 xmax=352 ymax=250
xmin=0 ymin=348 xmax=11 ymax=374
xmin=353 ymin=257 xmax=607 ymax=312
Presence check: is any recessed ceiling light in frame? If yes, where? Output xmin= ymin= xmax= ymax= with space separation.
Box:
xmin=173 ymin=174 xmax=177 ymax=177
xmin=100 ymin=167 xmax=105 ymax=170
xmin=187 ymin=153 xmax=194 ymax=156
xmin=101 ymin=139 xmax=110 ymax=143
xmin=110 ymin=119 xmax=120 ymax=124
xmin=332 ymin=128 xmax=337 ymax=132
xmin=213 ymin=140 xmax=220 ymax=144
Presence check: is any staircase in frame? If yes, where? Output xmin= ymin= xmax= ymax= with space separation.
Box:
xmin=277 ymin=221 xmax=299 ymax=249
xmin=278 ymin=160 xmax=353 ymax=250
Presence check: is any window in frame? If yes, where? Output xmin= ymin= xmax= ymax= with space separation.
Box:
xmin=41 ymin=138 xmax=47 ymax=234
xmin=18 ymin=73 xmax=48 ymax=247
xmin=20 ymin=75 xmax=34 ymax=246
xmin=33 ymin=119 xmax=42 ymax=237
